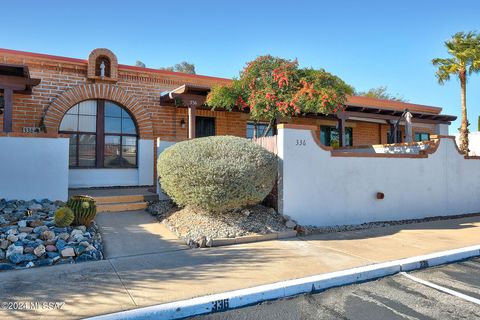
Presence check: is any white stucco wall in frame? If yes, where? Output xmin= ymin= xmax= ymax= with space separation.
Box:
xmin=0 ymin=136 xmax=69 ymax=201
xmin=278 ymin=126 xmax=480 ymax=226
xmin=156 ymin=139 xmax=176 ymax=200
xmin=68 ymin=139 xmax=154 ymax=188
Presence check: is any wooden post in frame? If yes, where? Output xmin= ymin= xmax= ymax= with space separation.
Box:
xmin=389 ymin=121 xmax=396 ymax=143
xmin=188 ymin=105 xmax=196 ymax=139
xmin=3 ymin=87 xmax=13 ymax=133
xmin=337 ymin=113 xmax=346 ymax=147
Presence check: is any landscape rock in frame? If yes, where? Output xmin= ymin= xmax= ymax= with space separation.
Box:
xmin=285 ymin=220 xmax=297 ymax=228
xmin=41 ymin=230 xmax=55 ymax=241
xmin=45 ymin=245 xmax=57 ymax=252
xmin=17 ymin=220 xmax=27 ymax=228
xmin=6 ymin=234 xmax=18 ymax=243
xmin=28 ymin=203 xmax=43 ymax=211
xmin=34 ymin=245 xmax=46 ymax=257
xmin=61 ymin=247 xmax=75 ymax=257
xmin=0 ymin=199 xmax=104 ymax=271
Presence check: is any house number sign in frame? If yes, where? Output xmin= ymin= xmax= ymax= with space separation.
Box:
xmin=295 ymin=139 xmax=306 ymax=146
xmin=22 ymin=127 xmax=41 ymax=133
xmin=211 ymin=298 xmax=229 ymax=312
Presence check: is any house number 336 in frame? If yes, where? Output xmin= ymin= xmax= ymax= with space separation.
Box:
xmin=295 ymin=139 xmax=306 ymax=146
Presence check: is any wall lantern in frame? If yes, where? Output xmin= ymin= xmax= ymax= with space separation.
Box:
xmin=180 ymin=118 xmax=186 ymax=129
xmin=0 ymin=95 xmax=4 ymax=115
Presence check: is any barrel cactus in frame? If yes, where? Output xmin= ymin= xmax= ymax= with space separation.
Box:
xmin=67 ymin=195 xmax=97 ymax=226
xmin=54 ymin=207 xmax=74 ymax=227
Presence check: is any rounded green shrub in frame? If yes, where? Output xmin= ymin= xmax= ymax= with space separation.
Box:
xmin=157 ymin=136 xmax=277 ymax=213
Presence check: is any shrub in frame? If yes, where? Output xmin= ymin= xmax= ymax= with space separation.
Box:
xmin=157 ymin=136 xmax=277 ymax=213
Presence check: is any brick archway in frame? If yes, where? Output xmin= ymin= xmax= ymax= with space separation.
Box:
xmin=43 ymin=84 xmax=154 ymax=138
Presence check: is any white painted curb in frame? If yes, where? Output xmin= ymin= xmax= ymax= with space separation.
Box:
xmin=86 ymin=245 xmax=480 ymax=320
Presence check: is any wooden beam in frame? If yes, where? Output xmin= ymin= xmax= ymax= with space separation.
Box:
xmin=3 ymin=87 xmax=13 ymax=132
xmin=337 ymin=112 xmax=347 ymax=147
xmin=344 ymin=111 xmax=451 ymax=124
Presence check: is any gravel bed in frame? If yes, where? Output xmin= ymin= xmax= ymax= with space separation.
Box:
xmin=0 ymin=199 xmax=103 ymax=271
xmin=301 ymin=212 xmax=480 ymax=235
xmin=147 ymin=200 xmax=296 ymax=247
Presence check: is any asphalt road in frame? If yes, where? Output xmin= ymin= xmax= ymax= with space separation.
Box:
xmin=192 ymin=258 xmax=480 ymax=320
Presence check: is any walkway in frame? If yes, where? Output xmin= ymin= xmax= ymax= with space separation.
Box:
xmin=0 ymin=215 xmax=479 ymax=320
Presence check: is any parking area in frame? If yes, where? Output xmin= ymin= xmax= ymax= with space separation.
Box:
xmin=193 ymin=258 xmax=480 ymax=320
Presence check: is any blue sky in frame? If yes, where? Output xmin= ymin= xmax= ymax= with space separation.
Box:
xmin=3 ymin=0 xmax=479 ymax=132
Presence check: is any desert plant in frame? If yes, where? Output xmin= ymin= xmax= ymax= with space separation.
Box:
xmin=157 ymin=136 xmax=277 ymax=213
xmin=67 ymin=195 xmax=97 ymax=226
xmin=54 ymin=207 xmax=74 ymax=227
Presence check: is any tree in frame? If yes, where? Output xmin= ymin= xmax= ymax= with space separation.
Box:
xmin=159 ymin=61 xmax=196 ymax=74
xmin=432 ymin=31 xmax=479 ymax=154
xmin=356 ymin=86 xmax=407 ymax=102
xmin=206 ymin=55 xmax=353 ymax=136
xmin=135 ymin=60 xmax=146 ymax=68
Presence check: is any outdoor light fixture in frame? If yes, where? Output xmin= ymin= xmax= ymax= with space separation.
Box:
xmin=0 ymin=95 xmax=4 ymax=115
xmin=180 ymin=118 xmax=186 ymax=128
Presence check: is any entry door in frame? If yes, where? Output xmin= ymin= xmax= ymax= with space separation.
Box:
xmin=195 ymin=116 xmax=215 ymax=138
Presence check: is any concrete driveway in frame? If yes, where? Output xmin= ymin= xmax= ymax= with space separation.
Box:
xmin=0 ymin=215 xmax=479 ymax=319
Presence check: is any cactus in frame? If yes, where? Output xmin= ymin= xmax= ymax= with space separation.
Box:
xmin=54 ymin=207 xmax=74 ymax=227
xmin=67 ymin=195 xmax=97 ymax=226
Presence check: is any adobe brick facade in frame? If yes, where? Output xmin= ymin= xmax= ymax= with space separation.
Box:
xmin=0 ymin=48 xmax=436 ymax=145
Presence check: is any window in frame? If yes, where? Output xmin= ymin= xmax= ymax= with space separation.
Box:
xmin=59 ymin=100 xmax=137 ymax=168
xmin=320 ymin=126 xmax=353 ymax=147
xmin=415 ymin=132 xmax=430 ymax=142
xmin=195 ymin=116 xmax=215 ymax=138
xmin=246 ymin=122 xmax=273 ymax=139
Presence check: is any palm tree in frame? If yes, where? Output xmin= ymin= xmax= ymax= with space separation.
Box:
xmin=432 ymin=32 xmax=478 ymax=154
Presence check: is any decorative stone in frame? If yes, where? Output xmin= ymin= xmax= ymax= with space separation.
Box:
xmin=241 ymin=209 xmax=251 ymax=216
xmin=57 ymin=233 xmax=69 ymax=241
xmin=6 ymin=234 xmax=18 ymax=242
xmin=24 ymin=247 xmax=34 ymax=254
xmin=45 ymin=245 xmax=57 ymax=252
xmin=26 ymin=261 xmax=35 ymax=268
xmin=36 ymin=258 xmax=53 ymax=267
xmin=41 ymin=230 xmax=55 ymax=241
xmin=17 ymin=220 xmax=27 ymax=228
xmin=8 ymin=253 xmax=36 ymax=264
xmin=28 ymin=203 xmax=43 ymax=211
xmin=0 ymin=249 xmax=5 ymax=260
xmin=197 ymin=236 xmax=207 ymax=248
xmin=17 ymin=232 xmax=28 ymax=241
xmin=0 ymin=240 xmax=9 ymax=250
xmin=18 ymin=227 xmax=33 ymax=233
xmin=76 ymin=226 xmax=87 ymax=232
xmin=0 ymin=263 xmax=14 ymax=270
xmin=30 ymin=220 xmax=45 ymax=228
xmin=70 ymin=229 xmax=83 ymax=237
xmin=61 ymin=247 xmax=75 ymax=257
xmin=55 ymin=239 xmax=67 ymax=251
xmin=34 ymin=245 xmax=46 ymax=257
xmin=33 ymin=226 xmax=48 ymax=234
xmin=285 ymin=220 xmax=297 ymax=228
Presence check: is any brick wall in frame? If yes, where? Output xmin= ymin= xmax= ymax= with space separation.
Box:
xmin=0 ymin=49 xmax=437 ymax=146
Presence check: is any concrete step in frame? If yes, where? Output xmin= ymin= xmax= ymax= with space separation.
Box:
xmin=97 ymin=201 xmax=148 ymax=213
xmin=94 ymin=195 xmax=147 ymax=204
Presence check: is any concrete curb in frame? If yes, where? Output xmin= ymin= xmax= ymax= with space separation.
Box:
xmin=209 ymin=230 xmax=297 ymax=247
xmin=86 ymin=245 xmax=480 ymax=320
